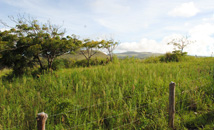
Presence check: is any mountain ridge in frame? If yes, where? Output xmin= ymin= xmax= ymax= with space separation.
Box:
xmin=115 ymin=51 xmax=163 ymax=59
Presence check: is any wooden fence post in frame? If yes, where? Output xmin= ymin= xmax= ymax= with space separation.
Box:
xmin=36 ymin=112 xmax=48 ymax=130
xmin=169 ymin=82 xmax=175 ymax=129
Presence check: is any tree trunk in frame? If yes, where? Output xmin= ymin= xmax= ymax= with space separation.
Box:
xmin=110 ymin=54 xmax=113 ymax=62
xmin=47 ymin=55 xmax=50 ymax=70
xmin=87 ymin=58 xmax=90 ymax=67
xmin=49 ymin=58 xmax=53 ymax=70
xmin=36 ymin=55 xmax=44 ymax=70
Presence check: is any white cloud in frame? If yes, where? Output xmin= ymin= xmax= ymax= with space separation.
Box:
xmin=115 ymin=38 xmax=173 ymax=53
xmin=187 ymin=23 xmax=214 ymax=56
xmin=189 ymin=23 xmax=214 ymax=37
xmin=168 ymin=2 xmax=200 ymax=17
xmin=115 ymin=29 xmax=214 ymax=56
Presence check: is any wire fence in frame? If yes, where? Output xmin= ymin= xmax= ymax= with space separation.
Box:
xmin=3 ymin=69 xmax=214 ymax=130
xmin=48 ymin=86 xmax=163 ymax=118
xmin=4 ymin=96 xmax=204 ymax=130
xmin=48 ymin=74 xmax=212 ymax=118
xmin=66 ymin=97 xmax=166 ymax=130
xmin=111 ymin=101 xmax=201 ymax=130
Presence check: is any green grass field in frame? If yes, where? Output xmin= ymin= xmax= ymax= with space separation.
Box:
xmin=0 ymin=57 xmax=214 ymax=130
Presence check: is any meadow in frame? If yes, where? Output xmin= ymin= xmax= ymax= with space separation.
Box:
xmin=0 ymin=57 xmax=214 ymax=130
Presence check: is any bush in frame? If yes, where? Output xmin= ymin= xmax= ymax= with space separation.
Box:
xmin=52 ymin=59 xmax=65 ymax=70
xmin=160 ymin=50 xmax=187 ymax=62
xmin=64 ymin=58 xmax=76 ymax=68
xmin=75 ymin=58 xmax=109 ymax=67
xmin=143 ymin=56 xmax=160 ymax=63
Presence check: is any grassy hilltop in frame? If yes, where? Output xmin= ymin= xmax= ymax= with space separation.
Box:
xmin=58 ymin=50 xmax=108 ymax=61
xmin=0 ymin=57 xmax=214 ymax=130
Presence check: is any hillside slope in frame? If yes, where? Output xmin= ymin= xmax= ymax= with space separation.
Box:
xmin=115 ymin=51 xmax=163 ymax=59
xmin=58 ymin=50 xmax=108 ymax=60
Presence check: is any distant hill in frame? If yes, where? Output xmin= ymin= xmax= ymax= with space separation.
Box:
xmin=58 ymin=51 xmax=163 ymax=60
xmin=58 ymin=50 xmax=108 ymax=60
xmin=115 ymin=51 xmax=163 ymax=59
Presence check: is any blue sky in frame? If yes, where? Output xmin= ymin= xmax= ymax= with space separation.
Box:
xmin=0 ymin=0 xmax=214 ymax=56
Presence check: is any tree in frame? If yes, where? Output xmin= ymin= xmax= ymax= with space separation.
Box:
xmin=101 ymin=39 xmax=118 ymax=61
xmin=79 ymin=39 xmax=102 ymax=66
xmin=0 ymin=15 xmax=81 ymax=75
xmin=167 ymin=35 xmax=195 ymax=54
xmin=0 ymin=29 xmax=34 ymax=75
xmin=41 ymin=35 xmax=82 ymax=69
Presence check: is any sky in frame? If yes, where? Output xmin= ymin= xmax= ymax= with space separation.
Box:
xmin=0 ymin=0 xmax=214 ymax=56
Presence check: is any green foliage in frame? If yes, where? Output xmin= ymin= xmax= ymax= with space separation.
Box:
xmin=0 ymin=57 xmax=213 ymax=129
xmin=0 ymin=17 xmax=82 ymax=75
xmin=167 ymin=35 xmax=195 ymax=53
xmin=143 ymin=56 xmax=160 ymax=63
xmin=112 ymin=55 xmax=120 ymax=64
xmin=52 ymin=59 xmax=66 ymax=70
xmin=75 ymin=58 xmax=110 ymax=67
xmin=101 ymin=39 xmax=119 ymax=61
xmin=51 ymin=57 xmax=111 ymax=70
xmin=160 ymin=50 xmax=187 ymax=62
xmin=52 ymin=58 xmax=77 ymax=70
xmin=79 ymin=39 xmax=103 ymax=66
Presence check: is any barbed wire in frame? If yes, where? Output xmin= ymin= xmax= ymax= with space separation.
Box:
xmin=112 ymin=100 xmax=202 ymax=130
xmin=65 ymin=97 xmax=166 ymax=129
xmin=63 ymin=87 xmax=209 ymax=130
xmin=3 ymin=75 xmax=211 ymax=130
xmin=53 ymin=94 xmax=204 ymax=129
xmin=2 ymin=65 xmax=213 ymax=130
xmin=3 ymin=90 xmax=210 ymax=130
xmin=48 ymin=87 xmax=163 ymax=118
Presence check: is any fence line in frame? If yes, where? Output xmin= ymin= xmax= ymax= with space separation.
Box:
xmin=54 ymin=72 xmax=213 ymax=118
xmin=5 ymin=80 xmax=211 ymax=130
xmin=3 ymin=88 xmax=167 ymax=130
xmin=65 ymin=94 xmax=202 ymax=130
xmin=3 ymin=71 xmax=213 ymax=130
xmin=64 ymin=74 xmax=211 ymax=118
xmin=65 ymin=97 xmax=166 ymax=129
xmin=111 ymin=102 xmax=200 ymax=130
xmin=49 ymin=87 xmax=163 ymax=118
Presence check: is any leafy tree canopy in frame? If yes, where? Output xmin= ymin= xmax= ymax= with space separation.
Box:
xmin=0 ymin=16 xmax=82 ymax=75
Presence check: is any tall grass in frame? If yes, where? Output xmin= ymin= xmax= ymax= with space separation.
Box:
xmin=0 ymin=57 xmax=213 ymax=129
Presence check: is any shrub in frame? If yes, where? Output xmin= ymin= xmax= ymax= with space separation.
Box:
xmin=75 ymin=58 xmax=109 ymax=67
xmin=143 ymin=56 xmax=160 ymax=63
xmin=52 ymin=58 xmax=77 ymax=70
xmin=52 ymin=59 xmax=66 ymax=70
xmin=64 ymin=58 xmax=76 ymax=68
xmin=160 ymin=50 xmax=187 ymax=62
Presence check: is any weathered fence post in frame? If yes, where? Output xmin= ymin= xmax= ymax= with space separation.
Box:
xmin=169 ymin=82 xmax=175 ymax=129
xmin=36 ymin=112 xmax=48 ymax=130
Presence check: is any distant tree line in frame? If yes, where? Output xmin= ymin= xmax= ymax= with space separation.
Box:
xmin=0 ymin=15 xmax=118 ymax=76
